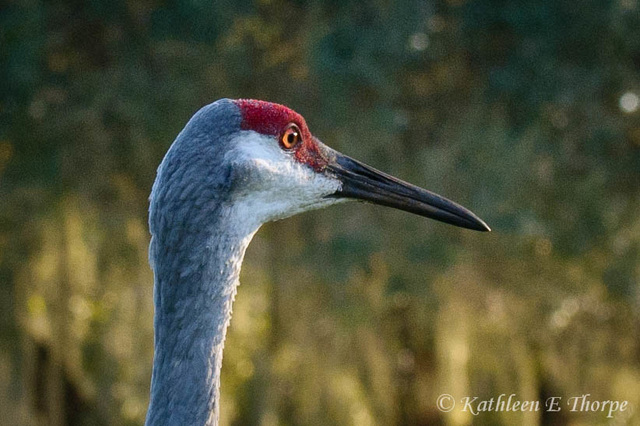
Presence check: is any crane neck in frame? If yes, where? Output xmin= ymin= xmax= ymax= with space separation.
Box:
xmin=145 ymin=211 xmax=258 ymax=426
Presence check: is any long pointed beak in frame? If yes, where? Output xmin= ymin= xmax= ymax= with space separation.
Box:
xmin=324 ymin=149 xmax=490 ymax=232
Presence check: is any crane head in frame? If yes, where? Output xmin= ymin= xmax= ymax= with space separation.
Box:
xmin=151 ymin=99 xmax=490 ymax=234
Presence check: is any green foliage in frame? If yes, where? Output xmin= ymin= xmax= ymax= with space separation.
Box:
xmin=1 ymin=0 xmax=639 ymax=425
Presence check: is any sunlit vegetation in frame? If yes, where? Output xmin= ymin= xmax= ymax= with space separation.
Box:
xmin=1 ymin=1 xmax=639 ymax=425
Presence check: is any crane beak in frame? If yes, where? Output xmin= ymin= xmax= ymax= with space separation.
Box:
xmin=324 ymin=150 xmax=490 ymax=232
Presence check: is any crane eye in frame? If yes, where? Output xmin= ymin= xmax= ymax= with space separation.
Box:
xmin=280 ymin=123 xmax=302 ymax=149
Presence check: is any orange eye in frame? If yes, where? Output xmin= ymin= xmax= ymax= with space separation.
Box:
xmin=280 ymin=123 xmax=302 ymax=149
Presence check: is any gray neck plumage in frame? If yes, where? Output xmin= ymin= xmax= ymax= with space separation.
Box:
xmin=145 ymin=210 xmax=257 ymax=426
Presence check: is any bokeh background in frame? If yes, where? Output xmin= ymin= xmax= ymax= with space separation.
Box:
xmin=2 ymin=0 xmax=640 ymax=425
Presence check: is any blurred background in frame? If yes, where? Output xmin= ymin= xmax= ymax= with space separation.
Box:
xmin=1 ymin=0 xmax=639 ymax=425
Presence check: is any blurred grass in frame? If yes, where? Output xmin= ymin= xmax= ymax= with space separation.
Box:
xmin=1 ymin=0 xmax=639 ymax=425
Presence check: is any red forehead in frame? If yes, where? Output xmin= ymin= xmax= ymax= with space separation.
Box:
xmin=233 ymin=99 xmax=328 ymax=171
xmin=234 ymin=99 xmax=308 ymax=135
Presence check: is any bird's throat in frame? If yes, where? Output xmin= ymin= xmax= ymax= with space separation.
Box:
xmin=146 ymin=219 xmax=258 ymax=426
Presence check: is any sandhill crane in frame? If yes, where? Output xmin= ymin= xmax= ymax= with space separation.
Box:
xmin=145 ymin=99 xmax=489 ymax=425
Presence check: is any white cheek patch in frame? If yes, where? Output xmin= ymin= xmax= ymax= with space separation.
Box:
xmin=231 ymin=131 xmax=292 ymax=164
xmin=224 ymin=131 xmax=343 ymax=226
